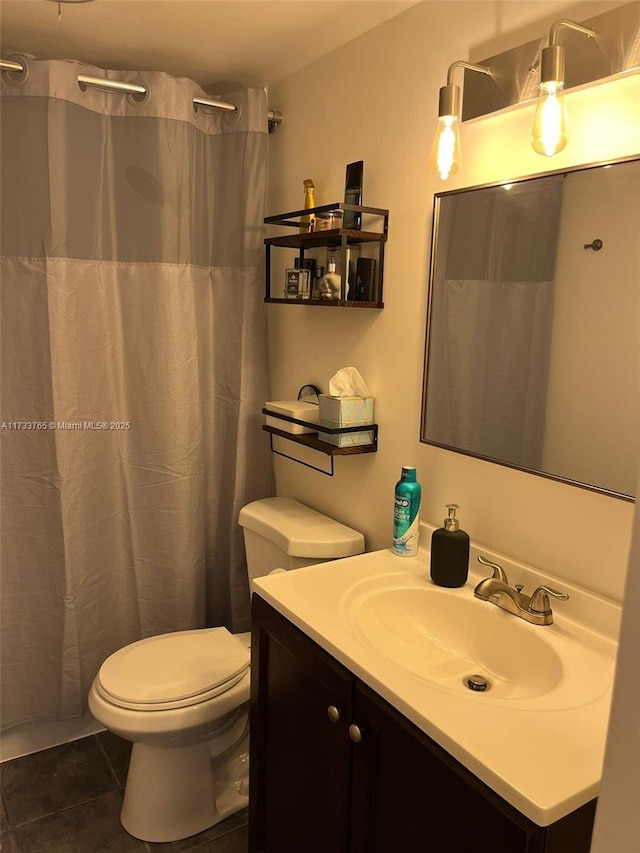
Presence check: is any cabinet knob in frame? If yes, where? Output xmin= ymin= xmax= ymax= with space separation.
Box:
xmin=327 ymin=705 xmax=342 ymax=723
xmin=349 ymin=724 xmax=364 ymax=743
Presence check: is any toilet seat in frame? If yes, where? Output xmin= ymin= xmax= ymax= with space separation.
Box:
xmin=95 ymin=627 xmax=250 ymax=711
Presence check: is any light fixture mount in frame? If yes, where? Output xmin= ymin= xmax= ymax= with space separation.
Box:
xmin=540 ymin=45 xmax=565 ymax=89
xmin=460 ymin=2 xmax=639 ymax=122
xmin=540 ymin=19 xmax=595 ymax=88
xmin=438 ymin=85 xmax=460 ymax=120
xmin=438 ymin=61 xmax=491 ymax=119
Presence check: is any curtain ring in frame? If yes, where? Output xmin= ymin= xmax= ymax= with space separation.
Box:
xmin=126 ymin=79 xmax=150 ymax=107
xmin=2 ymin=54 xmax=29 ymax=86
xmin=222 ymin=101 xmax=241 ymax=127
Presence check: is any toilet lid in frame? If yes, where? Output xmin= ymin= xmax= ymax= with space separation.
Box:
xmin=96 ymin=627 xmax=250 ymax=711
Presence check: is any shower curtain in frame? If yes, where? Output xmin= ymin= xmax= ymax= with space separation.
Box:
xmin=0 ymin=58 xmax=272 ymax=729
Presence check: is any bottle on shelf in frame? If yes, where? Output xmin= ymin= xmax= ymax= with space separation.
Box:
xmin=284 ymin=257 xmax=310 ymax=300
xmin=319 ymin=257 xmax=341 ymax=300
xmin=300 ymin=179 xmax=317 ymax=233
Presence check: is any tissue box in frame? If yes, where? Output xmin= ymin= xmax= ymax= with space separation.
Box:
xmin=318 ymin=395 xmax=374 ymax=447
xmin=265 ymin=400 xmax=319 ymax=434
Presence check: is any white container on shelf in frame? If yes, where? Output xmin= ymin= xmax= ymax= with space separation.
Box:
xmin=264 ymin=401 xmax=319 ymax=434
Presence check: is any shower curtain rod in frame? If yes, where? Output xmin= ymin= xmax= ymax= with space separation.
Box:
xmin=0 ymin=58 xmax=283 ymax=132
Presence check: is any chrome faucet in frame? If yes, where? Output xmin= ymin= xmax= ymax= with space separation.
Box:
xmin=474 ymin=555 xmax=569 ymax=626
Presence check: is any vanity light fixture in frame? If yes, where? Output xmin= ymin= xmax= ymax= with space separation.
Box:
xmin=530 ymin=19 xmax=596 ymax=157
xmin=429 ymin=61 xmax=492 ymax=181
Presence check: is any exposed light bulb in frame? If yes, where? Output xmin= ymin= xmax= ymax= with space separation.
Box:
xmin=531 ymin=81 xmax=568 ymax=157
xmin=429 ymin=114 xmax=461 ymax=180
xmin=530 ymin=21 xmax=594 ymax=157
xmin=429 ymin=81 xmax=462 ymax=182
xmin=428 ymin=67 xmax=490 ymax=182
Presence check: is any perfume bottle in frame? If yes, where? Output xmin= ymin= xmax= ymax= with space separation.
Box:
xmin=319 ymin=257 xmax=341 ymax=300
xmin=284 ymin=258 xmax=310 ymax=300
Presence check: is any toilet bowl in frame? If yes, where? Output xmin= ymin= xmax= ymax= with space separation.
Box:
xmin=88 ymin=497 xmax=364 ymax=843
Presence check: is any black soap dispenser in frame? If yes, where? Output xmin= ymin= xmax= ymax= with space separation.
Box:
xmin=430 ymin=504 xmax=470 ymax=588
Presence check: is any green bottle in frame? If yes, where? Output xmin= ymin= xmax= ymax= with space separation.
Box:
xmin=392 ymin=466 xmax=421 ymax=556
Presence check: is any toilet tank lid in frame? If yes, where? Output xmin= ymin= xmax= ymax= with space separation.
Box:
xmin=238 ymin=497 xmax=364 ymax=559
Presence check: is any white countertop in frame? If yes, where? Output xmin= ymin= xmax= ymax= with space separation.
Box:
xmin=253 ymin=527 xmax=620 ymax=826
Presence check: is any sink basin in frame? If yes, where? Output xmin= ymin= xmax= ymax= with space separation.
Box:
xmin=342 ymin=578 xmax=610 ymax=707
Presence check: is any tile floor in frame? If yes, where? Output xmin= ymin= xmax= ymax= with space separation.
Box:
xmin=0 ymin=732 xmax=248 ymax=853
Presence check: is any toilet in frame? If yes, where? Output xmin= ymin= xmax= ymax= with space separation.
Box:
xmin=88 ymin=497 xmax=364 ymax=843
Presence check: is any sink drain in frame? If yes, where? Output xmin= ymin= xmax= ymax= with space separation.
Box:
xmin=465 ymin=674 xmax=490 ymax=692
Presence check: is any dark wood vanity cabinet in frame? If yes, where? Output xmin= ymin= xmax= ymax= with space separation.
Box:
xmin=349 ymin=682 xmax=595 ymax=853
xmin=249 ymin=594 xmax=354 ymax=852
xmin=249 ymin=596 xmax=596 ymax=853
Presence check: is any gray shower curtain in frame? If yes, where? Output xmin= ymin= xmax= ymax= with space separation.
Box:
xmin=0 ymin=58 xmax=272 ymax=729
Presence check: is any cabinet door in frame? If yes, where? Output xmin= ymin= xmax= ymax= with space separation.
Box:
xmin=349 ymin=682 xmax=546 ymax=853
xmin=249 ymin=596 xmax=354 ymax=853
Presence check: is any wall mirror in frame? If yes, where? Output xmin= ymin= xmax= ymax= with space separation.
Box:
xmin=421 ymin=157 xmax=639 ymax=501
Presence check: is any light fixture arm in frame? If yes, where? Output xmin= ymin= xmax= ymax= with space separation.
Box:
xmin=548 ymin=19 xmax=595 ymax=46
xmin=445 ymin=61 xmax=492 ymax=87
xmin=439 ymin=61 xmax=492 ymax=118
xmin=541 ymin=19 xmax=596 ymax=85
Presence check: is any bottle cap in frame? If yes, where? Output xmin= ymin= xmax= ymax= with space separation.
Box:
xmin=444 ymin=503 xmax=460 ymax=531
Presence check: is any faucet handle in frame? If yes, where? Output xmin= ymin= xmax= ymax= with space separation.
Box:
xmin=477 ymin=555 xmax=509 ymax=585
xmin=529 ymin=586 xmax=570 ymax=614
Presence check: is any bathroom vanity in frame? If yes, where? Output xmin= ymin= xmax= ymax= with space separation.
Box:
xmin=248 ymin=540 xmax=619 ymax=853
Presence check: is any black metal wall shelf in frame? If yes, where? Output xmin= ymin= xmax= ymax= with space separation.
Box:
xmin=262 ymin=407 xmax=378 ymax=476
xmin=264 ymin=203 xmax=389 ymax=308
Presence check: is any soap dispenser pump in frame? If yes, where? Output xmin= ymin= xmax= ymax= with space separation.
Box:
xmin=430 ymin=503 xmax=469 ymax=588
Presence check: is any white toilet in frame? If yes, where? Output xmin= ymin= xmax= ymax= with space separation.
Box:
xmin=88 ymin=497 xmax=364 ymax=843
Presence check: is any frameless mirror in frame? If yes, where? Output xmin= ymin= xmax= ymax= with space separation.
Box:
xmin=421 ymin=158 xmax=639 ymax=501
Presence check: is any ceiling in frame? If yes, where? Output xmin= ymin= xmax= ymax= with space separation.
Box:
xmin=0 ymin=0 xmax=419 ymax=89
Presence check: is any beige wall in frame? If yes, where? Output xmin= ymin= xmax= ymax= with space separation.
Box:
xmin=591 ymin=475 xmax=640 ymax=850
xmin=265 ymin=0 xmax=639 ymax=603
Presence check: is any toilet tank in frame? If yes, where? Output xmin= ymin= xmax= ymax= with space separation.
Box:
xmin=238 ymin=497 xmax=365 ymax=586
